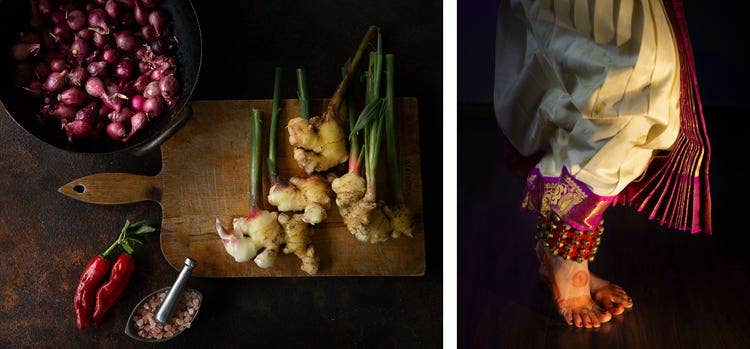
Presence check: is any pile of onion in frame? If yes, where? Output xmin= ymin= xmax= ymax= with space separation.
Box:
xmin=10 ymin=0 xmax=181 ymax=144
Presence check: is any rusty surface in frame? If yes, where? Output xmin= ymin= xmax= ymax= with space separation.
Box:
xmin=0 ymin=0 xmax=442 ymax=346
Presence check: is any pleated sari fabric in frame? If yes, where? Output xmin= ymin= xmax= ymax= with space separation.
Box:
xmin=494 ymin=0 xmax=711 ymax=233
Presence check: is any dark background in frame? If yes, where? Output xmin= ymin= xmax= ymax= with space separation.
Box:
xmin=459 ymin=1 xmax=750 ymax=348
xmin=0 ymin=1 xmax=442 ymax=347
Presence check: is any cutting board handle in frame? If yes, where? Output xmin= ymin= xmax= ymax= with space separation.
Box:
xmin=58 ymin=173 xmax=161 ymax=205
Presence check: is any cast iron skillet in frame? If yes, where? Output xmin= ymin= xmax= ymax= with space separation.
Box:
xmin=0 ymin=0 xmax=202 ymax=155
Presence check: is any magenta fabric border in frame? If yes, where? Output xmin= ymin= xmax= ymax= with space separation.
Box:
xmin=521 ymin=167 xmax=617 ymax=231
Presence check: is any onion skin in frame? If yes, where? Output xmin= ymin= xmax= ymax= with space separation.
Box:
xmin=11 ymin=43 xmax=40 ymax=61
xmin=58 ymin=88 xmax=89 ymax=107
xmin=67 ymin=67 xmax=89 ymax=87
xmin=88 ymin=9 xmax=111 ymax=35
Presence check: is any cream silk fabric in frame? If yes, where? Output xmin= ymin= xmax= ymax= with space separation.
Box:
xmin=494 ymin=0 xmax=681 ymax=196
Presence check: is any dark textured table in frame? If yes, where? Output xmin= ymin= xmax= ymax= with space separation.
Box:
xmin=0 ymin=1 xmax=442 ymax=346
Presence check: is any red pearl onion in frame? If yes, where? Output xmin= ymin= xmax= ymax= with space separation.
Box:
xmin=134 ymin=1 xmax=148 ymax=26
xmin=141 ymin=0 xmax=161 ymax=9
xmin=102 ymin=49 xmax=119 ymax=64
xmin=109 ymin=107 xmax=133 ymax=123
xmin=64 ymin=120 xmax=95 ymax=141
xmin=43 ymin=70 xmax=67 ymax=92
xmin=71 ymin=37 xmax=90 ymax=58
xmin=148 ymin=10 xmax=167 ymax=36
xmin=107 ymin=122 xmax=129 ymax=140
xmin=140 ymin=25 xmax=157 ymax=42
xmin=67 ymin=10 xmax=87 ymax=31
xmin=92 ymin=32 xmax=108 ymax=48
xmin=87 ymin=61 xmax=108 ymax=77
xmin=159 ymin=75 xmax=178 ymax=99
xmin=115 ymin=59 xmax=133 ymax=80
xmin=131 ymin=95 xmax=146 ymax=111
xmin=74 ymin=103 xmax=99 ymax=123
xmin=125 ymin=111 xmax=148 ymax=140
xmin=77 ymin=29 xmax=93 ymax=41
xmin=58 ymin=87 xmax=88 ymax=107
xmin=50 ymin=59 xmax=66 ymax=72
xmin=132 ymin=74 xmax=150 ymax=93
xmin=85 ymin=77 xmax=106 ymax=97
xmin=105 ymin=0 xmax=121 ymax=19
xmin=144 ymin=81 xmax=161 ymax=98
xmin=42 ymin=104 xmax=76 ymax=121
xmin=39 ymin=0 xmax=53 ymax=15
xmin=143 ymin=96 xmax=164 ymax=117
xmin=114 ymin=31 xmax=138 ymax=51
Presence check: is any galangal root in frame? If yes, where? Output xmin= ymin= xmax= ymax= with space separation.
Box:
xmin=333 ymin=35 xmax=414 ymax=243
xmin=268 ymin=176 xmax=331 ymax=225
xmin=287 ymin=26 xmax=379 ymax=174
xmin=215 ymin=213 xmax=282 ymax=268
xmin=278 ymin=213 xmax=319 ymax=275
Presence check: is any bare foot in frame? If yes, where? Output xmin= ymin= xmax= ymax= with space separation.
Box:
xmin=590 ymin=273 xmax=633 ymax=315
xmin=536 ymin=243 xmax=611 ymax=328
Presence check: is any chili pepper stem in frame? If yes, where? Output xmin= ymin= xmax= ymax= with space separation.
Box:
xmin=268 ymin=68 xmax=282 ymax=184
xmin=101 ymin=240 xmax=120 ymax=259
xmin=249 ymin=108 xmax=263 ymax=215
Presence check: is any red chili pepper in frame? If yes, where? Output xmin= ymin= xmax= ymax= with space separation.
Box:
xmin=73 ymin=255 xmax=111 ymax=329
xmin=92 ymin=252 xmax=136 ymax=325
xmin=73 ymin=237 xmax=121 ymax=330
xmin=73 ymin=220 xmax=156 ymax=329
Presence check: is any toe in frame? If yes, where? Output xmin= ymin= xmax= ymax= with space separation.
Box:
xmin=574 ymin=312 xmax=584 ymax=328
xmin=564 ymin=311 xmax=573 ymax=326
xmin=582 ymin=312 xmax=593 ymax=328
xmin=593 ymin=306 xmax=612 ymax=323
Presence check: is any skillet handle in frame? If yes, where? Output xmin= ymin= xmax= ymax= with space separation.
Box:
xmin=131 ymin=104 xmax=192 ymax=156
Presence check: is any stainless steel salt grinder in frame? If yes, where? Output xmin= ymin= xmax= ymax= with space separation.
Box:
xmin=156 ymin=257 xmax=197 ymax=323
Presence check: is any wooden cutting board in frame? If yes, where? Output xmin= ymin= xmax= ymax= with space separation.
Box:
xmin=59 ymin=99 xmax=424 ymax=277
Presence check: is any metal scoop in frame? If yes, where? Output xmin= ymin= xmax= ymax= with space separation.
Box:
xmin=124 ymin=258 xmax=202 ymax=342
